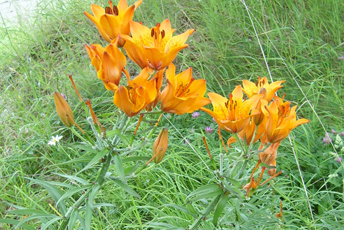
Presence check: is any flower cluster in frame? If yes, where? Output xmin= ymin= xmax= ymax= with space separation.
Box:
xmin=85 ymin=1 xmax=208 ymax=117
xmin=81 ymin=1 xmax=310 ymax=195
xmin=201 ymin=77 xmax=310 ymax=195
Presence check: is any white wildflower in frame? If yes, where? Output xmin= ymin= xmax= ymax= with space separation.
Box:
xmin=48 ymin=135 xmax=63 ymax=146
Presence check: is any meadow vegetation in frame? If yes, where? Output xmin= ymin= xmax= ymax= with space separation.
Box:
xmin=0 ymin=0 xmax=343 ymax=229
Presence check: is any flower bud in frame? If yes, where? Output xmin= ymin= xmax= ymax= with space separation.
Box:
xmin=152 ymin=128 xmax=168 ymax=163
xmin=53 ymin=91 xmax=74 ymax=127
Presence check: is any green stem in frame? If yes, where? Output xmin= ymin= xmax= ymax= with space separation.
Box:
xmin=140 ymin=110 xmax=163 ymax=115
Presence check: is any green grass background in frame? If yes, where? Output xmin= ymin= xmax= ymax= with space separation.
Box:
xmin=0 ymin=0 xmax=343 ymax=229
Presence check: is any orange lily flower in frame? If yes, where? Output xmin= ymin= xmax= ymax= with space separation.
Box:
xmin=201 ymin=86 xmax=263 ymax=133
xmin=85 ymin=38 xmax=126 ymax=92
xmin=120 ymin=19 xmax=194 ymax=70
xmin=160 ymin=63 xmax=211 ymax=115
xmin=84 ymin=0 xmax=142 ymax=46
xmin=113 ymin=67 xmax=158 ymax=117
xmin=242 ymin=77 xmax=285 ymax=102
xmin=264 ymin=96 xmax=309 ymax=143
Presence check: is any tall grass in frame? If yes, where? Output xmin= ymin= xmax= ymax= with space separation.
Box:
xmin=0 ymin=0 xmax=343 ymax=229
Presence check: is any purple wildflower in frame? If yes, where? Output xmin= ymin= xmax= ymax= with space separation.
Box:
xmin=335 ymin=157 xmax=342 ymax=163
xmin=205 ymin=126 xmax=213 ymax=134
xmin=340 ymin=132 xmax=344 ymax=137
xmin=323 ymin=133 xmax=332 ymax=145
xmin=61 ymin=93 xmax=67 ymax=99
xmin=331 ymin=129 xmax=337 ymax=135
xmin=192 ymin=112 xmax=200 ymax=118
xmin=212 ymin=117 xmax=216 ymax=122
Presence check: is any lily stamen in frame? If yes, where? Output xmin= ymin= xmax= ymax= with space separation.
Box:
xmin=113 ymin=5 xmax=119 ymax=15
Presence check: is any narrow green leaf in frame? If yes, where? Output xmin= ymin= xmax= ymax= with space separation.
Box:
xmin=8 ymin=208 xmax=47 ymax=215
xmin=15 ymin=214 xmax=57 ymax=229
xmin=56 ymin=184 xmax=92 ymax=207
xmin=124 ymin=163 xmax=139 ymax=176
xmin=113 ymin=179 xmax=141 ymax=198
xmin=122 ymin=156 xmax=151 ymax=163
xmin=162 ymin=204 xmax=197 ymax=218
xmin=93 ymin=203 xmax=116 ymax=208
xmin=67 ymin=144 xmax=98 ymax=154
xmin=189 ymin=190 xmax=223 ymax=202
xmin=260 ymin=162 xmax=276 ymax=169
xmin=88 ymin=185 xmax=100 ymax=209
xmin=186 ymin=184 xmax=222 ymax=201
xmin=68 ymin=209 xmax=79 ymax=230
xmin=213 ymin=193 xmax=229 ymax=226
xmin=55 ymin=156 xmax=93 ymax=166
xmin=76 ymin=148 xmax=109 ymax=175
xmin=85 ymin=202 xmax=92 ymax=230
xmin=0 ymin=219 xmax=35 ymax=230
xmin=189 ymin=195 xmax=222 ymax=230
xmin=28 ymin=179 xmax=67 ymax=215
xmin=77 ymin=212 xmax=86 ymax=230
xmin=114 ymin=154 xmax=126 ymax=184
xmin=107 ymin=129 xmax=129 ymax=144
xmin=106 ymin=129 xmax=122 ymax=138
xmin=41 ymin=216 xmax=62 ymax=230
xmin=223 ymin=183 xmax=244 ymax=197
xmin=54 ymin=173 xmax=89 ymax=185
xmin=225 ymin=178 xmax=241 ymax=187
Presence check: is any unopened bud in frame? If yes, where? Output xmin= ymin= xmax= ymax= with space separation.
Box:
xmin=53 ymin=91 xmax=74 ymax=127
xmin=152 ymin=128 xmax=168 ymax=163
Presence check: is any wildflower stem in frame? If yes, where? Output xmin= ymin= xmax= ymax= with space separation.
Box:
xmin=148 ymin=70 xmax=157 ymax=81
xmin=140 ymin=110 xmax=164 ymax=115
xmin=247 ymin=125 xmax=258 ymax=152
